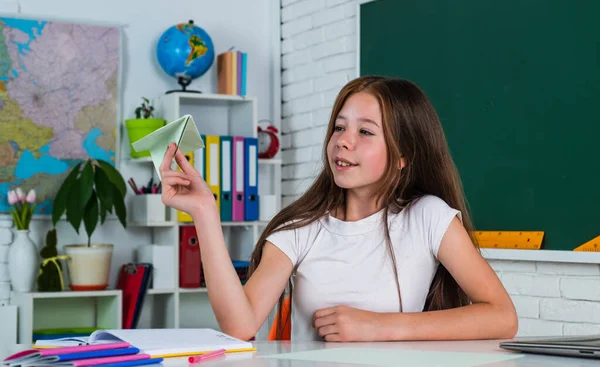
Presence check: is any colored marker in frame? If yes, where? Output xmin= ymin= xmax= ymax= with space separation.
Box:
xmin=188 ymin=349 xmax=226 ymax=363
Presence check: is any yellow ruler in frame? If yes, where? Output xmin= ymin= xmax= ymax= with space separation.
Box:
xmin=474 ymin=231 xmax=544 ymax=249
xmin=574 ymin=236 xmax=600 ymax=252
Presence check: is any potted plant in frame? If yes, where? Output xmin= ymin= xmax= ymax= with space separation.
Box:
xmin=52 ymin=158 xmax=127 ymax=290
xmin=125 ymin=97 xmax=165 ymax=158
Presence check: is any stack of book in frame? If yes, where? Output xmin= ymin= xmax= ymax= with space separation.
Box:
xmin=11 ymin=328 xmax=256 ymax=366
xmin=217 ymin=50 xmax=247 ymax=96
xmin=3 ymin=342 xmax=162 ymax=367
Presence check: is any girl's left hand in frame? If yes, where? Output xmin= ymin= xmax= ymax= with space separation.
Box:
xmin=313 ymin=305 xmax=381 ymax=342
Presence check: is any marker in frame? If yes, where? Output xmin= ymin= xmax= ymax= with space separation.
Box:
xmin=188 ymin=349 xmax=226 ymax=363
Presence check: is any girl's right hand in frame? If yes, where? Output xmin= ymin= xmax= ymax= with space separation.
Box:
xmin=159 ymin=142 xmax=215 ymax=219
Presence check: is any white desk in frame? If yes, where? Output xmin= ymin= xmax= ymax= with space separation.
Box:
xmin=2 ymin=340 xmax=598 ymax=366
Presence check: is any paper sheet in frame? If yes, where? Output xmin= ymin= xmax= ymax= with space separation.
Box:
xmin=131 ymin=114 xmax=204 ymax=177
xmin=262 ymin=347 xmax=524 ymax=367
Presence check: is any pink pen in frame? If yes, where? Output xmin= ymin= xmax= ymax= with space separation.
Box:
xmin=188 ymin=349 xmax=226 ymax=363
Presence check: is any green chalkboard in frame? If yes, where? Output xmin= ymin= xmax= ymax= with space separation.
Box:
xmin=360 ymin=0 xmax=600 ymax=251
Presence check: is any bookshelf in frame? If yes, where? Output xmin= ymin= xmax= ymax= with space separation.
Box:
xmin=121 ymin=92 xmax=281 ymax=336
xmin=10 ymin=290 xmax=122 ymax=343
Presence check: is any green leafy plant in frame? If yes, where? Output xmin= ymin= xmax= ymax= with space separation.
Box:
xmin=134 ymin=97 xmax=155 ymax=119
xmin=52 ymin=159 xmax=127 ymax=246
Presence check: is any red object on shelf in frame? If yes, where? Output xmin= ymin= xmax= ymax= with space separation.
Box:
xmin=179 ymin=226 xmax=202 ymax=288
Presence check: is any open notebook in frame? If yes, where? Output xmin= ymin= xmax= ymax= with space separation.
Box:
xmin=34 ymin=329 xmax=255 ymax=358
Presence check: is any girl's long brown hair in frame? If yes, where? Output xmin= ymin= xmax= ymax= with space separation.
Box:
xmin=249 ymin=76 xmax=478 ymax=339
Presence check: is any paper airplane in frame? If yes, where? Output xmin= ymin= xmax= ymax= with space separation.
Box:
xmin=131 ymin=114 xmax=204 ymax=177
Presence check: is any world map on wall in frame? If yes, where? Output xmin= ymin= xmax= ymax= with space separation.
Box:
xmin=0 ymin=17 xmax=120 ymax=214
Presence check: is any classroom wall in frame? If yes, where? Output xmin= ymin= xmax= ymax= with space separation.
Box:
xmin=0 ymin=0 xmax=276 ymax=287
xmin=492 ymin=260 xmax=600 ymax=337
xmin=280 ymin=0 xmax=358 ymax=206
xmin=280 ymin=0 xmax=600 ymax=337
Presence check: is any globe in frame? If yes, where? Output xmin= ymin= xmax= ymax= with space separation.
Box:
xmin=156 ymin=20 xmax=215 ymax=93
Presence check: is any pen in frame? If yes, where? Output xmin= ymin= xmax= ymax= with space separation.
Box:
xmin=128 ymin=178 xmax=140 ymax=195
xmin=188 ymin=349 xmax=226 ymax=363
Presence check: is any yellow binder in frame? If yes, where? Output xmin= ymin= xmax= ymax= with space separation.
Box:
xmin=177 ymin=152 xmax=195 ymax=222
xmin=206 ymin=135 xmax=220 ymax=211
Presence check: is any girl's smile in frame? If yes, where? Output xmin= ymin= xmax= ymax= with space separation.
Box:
xmin=334 ymin=156 xmax=358 ymax=171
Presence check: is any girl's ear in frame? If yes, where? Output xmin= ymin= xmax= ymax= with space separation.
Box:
xmin=399 ymin=156 xmax=407 ymax=170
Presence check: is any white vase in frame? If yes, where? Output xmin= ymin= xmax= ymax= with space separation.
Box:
xmin=8 ymin=230 xmax=38 ymax=292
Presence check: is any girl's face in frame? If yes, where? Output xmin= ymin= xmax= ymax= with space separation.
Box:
xmin=327 ymin=92 xmax=388 ymax=196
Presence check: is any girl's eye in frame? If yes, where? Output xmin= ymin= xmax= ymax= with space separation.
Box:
xmin=334 ymin=125 xmax=344 ymax=132
xmin=360 ymin=129 xmax=373 ymax=136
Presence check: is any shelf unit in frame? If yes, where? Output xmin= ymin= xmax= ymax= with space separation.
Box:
xmin=10 ymin=290 xmax=122 ymax=343
xmin=120 ymin=92 xmax=281 ymax=335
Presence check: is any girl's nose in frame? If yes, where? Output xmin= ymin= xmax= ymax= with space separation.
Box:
xmin=336 ymin=130 xmax=354 ymax=150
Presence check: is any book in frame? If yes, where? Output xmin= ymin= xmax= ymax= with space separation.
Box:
xmin=2 ymin=343 xmax=148 ymax=367
xmin=35 ymin=329 xmax=255 ymax=359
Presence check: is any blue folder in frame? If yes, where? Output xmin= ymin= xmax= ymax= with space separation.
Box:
xmin=92 ymin=357 xmax=164 ymax=367
xmin=244 ymin=137 xmax=259 ymax=221
xmin=57 ymin=347 xmax=140 ymax=362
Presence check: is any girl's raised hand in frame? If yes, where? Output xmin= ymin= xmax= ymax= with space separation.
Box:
xmin=159 ymin=142 xmax=215 ymax=218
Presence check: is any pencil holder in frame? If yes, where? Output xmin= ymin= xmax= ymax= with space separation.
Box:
xmin=131 ymin=194 xmax=167 ymax=224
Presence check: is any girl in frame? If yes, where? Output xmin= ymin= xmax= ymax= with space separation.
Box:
xmin=159 ymin=76 xmax=518 ymax=342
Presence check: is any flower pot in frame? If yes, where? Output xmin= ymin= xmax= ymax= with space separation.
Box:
xmin=125 ymin=118 xmax=165 ymax=158
xmin=7 ymin=230 xmax=38 ymax=292
xmin=64 ymin=244 xmax=113 ymax=291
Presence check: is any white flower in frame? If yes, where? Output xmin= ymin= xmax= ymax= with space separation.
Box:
xmin=25 ymin=189 xmax=36 ymax=203
xmin=15 ymin=187 xmax=25 ymax=202
xmin=7 ymin=190 xmax=17 ymax=205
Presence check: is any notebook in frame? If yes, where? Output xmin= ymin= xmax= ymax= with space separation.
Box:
xmin=36 ymin=329 xmax=255 ymax=359
xmin=2 ymin=343 xmax=163 ymax=367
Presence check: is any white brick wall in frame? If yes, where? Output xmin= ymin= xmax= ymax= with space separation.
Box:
xmin=279 ymin=1 xmax=600 ymax=339
xmin=280 ymin=0 xmax=359 ymax=207
xmin=492 ymin=259 xmax=600 ymax=337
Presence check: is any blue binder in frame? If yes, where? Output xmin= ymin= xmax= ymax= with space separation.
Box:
xmin=244 ymin=137 xmax=259 ymax=221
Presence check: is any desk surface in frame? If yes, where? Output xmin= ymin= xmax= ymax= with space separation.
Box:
xmin=3 ymin=340 xmax=598 ymax=367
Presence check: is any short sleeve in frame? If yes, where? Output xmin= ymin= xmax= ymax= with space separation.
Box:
xmin=413 ymin=195 xmax=462 ymax=258
xmin=266 ymin=226 xmax=300 ymax=266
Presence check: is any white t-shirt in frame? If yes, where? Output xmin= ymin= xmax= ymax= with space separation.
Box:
xmin=266 ymin=195 xmax=461 ymax=341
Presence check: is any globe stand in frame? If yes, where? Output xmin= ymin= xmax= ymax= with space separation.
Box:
xmin=165 ymin=76 xmax=202 ymax=94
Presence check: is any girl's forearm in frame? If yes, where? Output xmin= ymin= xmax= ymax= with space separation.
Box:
xmin=192 ymin=205 xmax=256 ymax=340
xmin=376 ymin=303 xmax=518 ymax=341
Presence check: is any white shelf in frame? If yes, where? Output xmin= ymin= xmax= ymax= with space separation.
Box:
xmin=147 ymin=288 xmax=177 ymax=295
xmin=14 ymin=290 xmax=121 ymax=299
xmin=127 ymin=157 xmax=281 ymax=165
xmin=178 ymin=287 xmax=208 ymax=294
xmin=11 ymin=290 xmax=122 ymax=343
xmin=174 ymin=92 xmax=255 ymax=103
xmin=131 ymin=221 xmax=270 ymax=228
xmin=481 ymin=248 xmax=600 ymax=264
xmin=115 ymin=91 xmax=280 ymax=336
xmin=259 ymin=159 xmax=281 ymax=165
xmin=179 ymin=221 xmax=270 ymax=227
xmin=126 ymin=157 xmax=153 ymax=164
xmin=129 ymin=221 xmax=177 ymax=227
